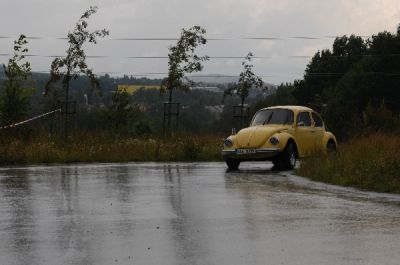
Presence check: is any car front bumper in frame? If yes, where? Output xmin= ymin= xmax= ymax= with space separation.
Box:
xmin=222 ymin=148 xmax=281 ymax=160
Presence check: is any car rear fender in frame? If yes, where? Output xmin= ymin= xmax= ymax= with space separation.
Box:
xmin=323 ymin=132 xmax=338 ymax=152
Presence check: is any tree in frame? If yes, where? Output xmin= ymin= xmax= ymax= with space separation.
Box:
xmin=161 ymin=26 xmax=209 ymax=100
xmin=160 ymin=26 xmax=209 ymax=132
xmin=224 ymin=52 xmax=264 ymax=127
xmin=253 ymin=82 xmax=296 ymax=111
xmin=45 ymin=6 xmax=109 ymax=139
xmin=224 ymin=52 xmax=264 ymax=106
xmin=107 ymin=88 xmax=138 ymax=134
xmin=323 ymin=30 xmax=400 ymax=138
xmin=292 ymin=35 xmax=367 ymax=107
xmin=0 ymin=35 xmax=32 ymax=126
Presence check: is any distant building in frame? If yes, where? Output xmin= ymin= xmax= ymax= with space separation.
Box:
xmin=191 ymin=86 xmax=223 ymax=93
xmin=205 ymin=105 xmax=224 ymax=119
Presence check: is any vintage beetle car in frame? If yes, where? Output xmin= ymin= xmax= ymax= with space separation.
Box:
xmin=222 ymin=106 xmax=337 ymax=170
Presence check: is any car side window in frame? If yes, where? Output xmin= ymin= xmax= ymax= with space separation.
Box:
xmin=297 ymin=112 xmax=311 ymax=127
xmin=311 ymin=112 xmax=323 ymax=127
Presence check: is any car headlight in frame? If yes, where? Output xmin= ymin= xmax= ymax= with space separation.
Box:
xmin=269 ymin=136 xmax=280 ymax=145
xmin=224 ymin=138 xmax=234 ymax=148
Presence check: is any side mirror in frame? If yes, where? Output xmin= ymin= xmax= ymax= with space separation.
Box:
xmin=297 ymin=121 xmax=305 ymax=127
xmin=231 ymin=128 xmax=237 ymax=135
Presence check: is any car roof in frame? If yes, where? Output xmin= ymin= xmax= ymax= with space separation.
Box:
xmin=262 ymin=105 xmax=314 ymax=112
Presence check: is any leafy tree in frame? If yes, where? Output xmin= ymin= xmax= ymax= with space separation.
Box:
xmin=160 ymin=26 xmax=208 ymax=133
xmin=223 ymin=52 xmax=264 ymax=127
xmin=284 ymin=27 xmax=400 ymax=138
xmin=324 ymin=30 xmax=400 ymax=137
xmin=224 ymin=52 xmax=264 ymax=107
xmin=0 ymin=35 xmax=33 ymax=126
xmin=161 ymin=26 xmax=209 ymax=102
xmin=293 ymin=35 xmax=366 ymax=107
xmin=44 ymin=6 xmax=109 ymax=138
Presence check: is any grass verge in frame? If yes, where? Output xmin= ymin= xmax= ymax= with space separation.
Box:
xmin=297 ymin=133 xmax=400 ymax=193
xmin=0 ymin=133 xmax=223 ymax=165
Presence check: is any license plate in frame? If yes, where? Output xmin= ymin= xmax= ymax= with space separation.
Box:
xmin=236 ymin=149 xmax=256 ymax=155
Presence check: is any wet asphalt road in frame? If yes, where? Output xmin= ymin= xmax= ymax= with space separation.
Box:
xmin=1 ymin=162 xmax=400 ymax=265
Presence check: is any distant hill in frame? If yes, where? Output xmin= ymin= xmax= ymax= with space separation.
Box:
xmin=0 ymin=70 xmax=277 ymax=97
xmin=187 ymin=74 xmax=276 ymax=89
xmin=187 ymin=74 xmax=239 ymax=84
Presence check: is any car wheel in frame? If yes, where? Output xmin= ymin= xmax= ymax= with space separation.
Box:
xmin=225 ymin=159 xmax=240 ymax=170
xmin=273 ymin=141 xmax=297 ymax=170
xmin=271 ymin=159 xmax=283 ymax=170
xmin=327 ymin=140 xmax=337 ymax=154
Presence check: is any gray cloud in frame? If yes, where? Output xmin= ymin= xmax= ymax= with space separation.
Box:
xmin=0 ymin=0 xmax=399 ymax=84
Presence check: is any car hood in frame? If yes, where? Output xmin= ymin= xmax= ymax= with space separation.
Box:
xmin=235 ymin=126 xmax=287 ymax=148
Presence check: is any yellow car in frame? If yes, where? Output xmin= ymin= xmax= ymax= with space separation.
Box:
xmin=222 ymin=106 xmax=337 ymax=170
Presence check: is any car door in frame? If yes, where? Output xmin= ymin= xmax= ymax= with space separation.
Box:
xmin=293 ymin=111 xmax=314 ymax=156
xmin=311 ymin=112 xmax=325 ymax=152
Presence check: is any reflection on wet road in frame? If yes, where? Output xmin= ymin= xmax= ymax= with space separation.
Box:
xmin=1 ymin=162 xmax=400 ymax=265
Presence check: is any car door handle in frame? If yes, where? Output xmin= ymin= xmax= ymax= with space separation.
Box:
xmin=311 ymin=130 xmax=316 ymax=133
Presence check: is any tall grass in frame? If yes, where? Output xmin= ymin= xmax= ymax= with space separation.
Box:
xmin=297 ymin=133 xmax=400 ymax=193
xmin=0 ymin=132 xmax=223 ymax=165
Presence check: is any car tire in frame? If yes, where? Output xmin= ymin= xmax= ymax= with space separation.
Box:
xmin=271 ymin=160 xmax=283 ymax=170
xmin=327 ymin=140 xmax=337 ymax=154
xmin=226 ymin=159 xmax=240 ymax=170
xmin=272 ymin=141 xmax=297 ymax=170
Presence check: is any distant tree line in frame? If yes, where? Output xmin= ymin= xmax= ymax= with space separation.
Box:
xmin=0 ymin=63 xmax=235 ymax=136
xmin=255 ymin=25 xmax=400 ymax=139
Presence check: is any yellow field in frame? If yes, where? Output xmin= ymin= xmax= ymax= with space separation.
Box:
xmin=118 ymin=85 xmax=160 ymax=94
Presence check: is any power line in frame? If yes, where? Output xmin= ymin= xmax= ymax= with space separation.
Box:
xmin=0 ymin=53 xmax=278 ymax=59
xmin=0 ymin=35 xmax=374 ymax=41
xmin=2 ymin=53 xmax=400 ymax=60
xmin=0 ymin=53 xmax=280 ymax=59
xmin=26 ymin=71 xmax=400 ymax=78
xmin=0 ymin=53 xmax=306 ymax=59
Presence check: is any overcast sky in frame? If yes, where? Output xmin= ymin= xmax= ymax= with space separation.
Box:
xmin=1 ymin=0 xmax=399 ymax=84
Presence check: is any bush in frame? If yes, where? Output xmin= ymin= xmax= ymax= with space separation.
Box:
xmin=363 ymin=102 xmax=400 ymax=133
xmin=297 ymin=133 xmax=400 ymax=193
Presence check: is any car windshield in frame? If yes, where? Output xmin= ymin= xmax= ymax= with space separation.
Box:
xmin=251 ymin=109 xmax=294 ymax=126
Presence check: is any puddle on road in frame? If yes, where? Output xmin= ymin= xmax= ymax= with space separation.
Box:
xmin=0 ymin=162 xmax=400 ymax=265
